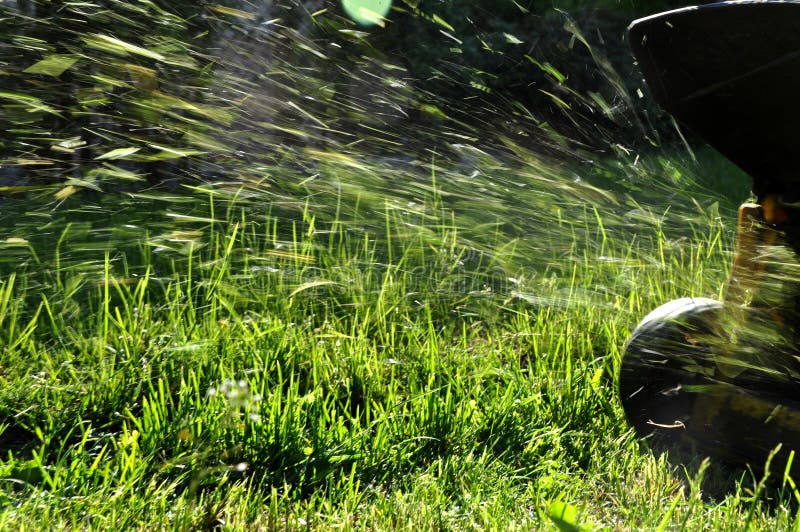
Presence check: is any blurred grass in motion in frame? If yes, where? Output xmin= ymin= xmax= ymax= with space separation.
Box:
xmin=3 ymin=0 xmax=795 ymax=530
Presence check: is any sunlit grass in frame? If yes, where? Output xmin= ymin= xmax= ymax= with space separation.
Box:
xmin=4 ymin=150 xmax=794 ymax=530
xmin=2 ymin=0 xmax=798 ymax=528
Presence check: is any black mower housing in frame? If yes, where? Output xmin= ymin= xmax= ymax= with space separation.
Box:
xmin=628 ymin=1 xmax=800 ymax=199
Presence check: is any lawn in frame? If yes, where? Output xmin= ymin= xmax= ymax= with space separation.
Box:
xmin=2 ymin=0 xmax=798 ymax=529
xmin=4 ymin=148 xmax=796 ymax=530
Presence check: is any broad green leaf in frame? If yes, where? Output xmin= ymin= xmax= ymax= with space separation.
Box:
xmin=547 ymin=501 xmax=595 ymax=532
xmin=9 ymin=158 xmax=54 ymax=166
xmin=24 ymin=55 xmax=79 ymax=77
xmin=431 ymin=14 xmax=454 ymax=32
xmin=87 ymin=164 xmax=144 ymax=182
xmin=82 ymin=34 xmax=165 ymax=61
xmin=588 ymin=91 xmax=614 ymax=119
xmin=146 ymin=145 xmax=206 ymax=159
xmin=470 ymin=81 xmax=491 ymax=93
xmin=539 ymin=89 xmax=571 ymax=110
xmin=526 ymin=56 xmax=567 ymax=84
xmin=258 ymin=122 xmax=309 ymax=139
xmin=148 ymin=92 xmax=236 ymax=124
xmin=95 ymin=147 xmax=141 ymax=160
xmin=63 ymin=177 xmax=102 ymax=192
xmin=296 ymin=41 xmax=328 ymax=60
xmin=51 ymin=137 xmax=87 ymax=153
xmin=338 ymin=29 xmax=371 ymax=39
xmin=0 ymin=186 xmax=49 ymax=192
xmin=207 ymin=5 xmax=257 ymax=20
xmin=418 ymin=104 xmax=448 ymax=119
xmin=54 ymin=138 xmax=86 ymax=150
xmin=303 ymin=148 xmax=370 ymax=171
xmin=0 ymin=92 xmax=63 ymax=116
xmin=182 ymin=131 xmax=233 ymax=152
xmin=54 ymin=185 xmax=77 ymax=200
xmin=511 ymin=0 xmax=529 ymax=13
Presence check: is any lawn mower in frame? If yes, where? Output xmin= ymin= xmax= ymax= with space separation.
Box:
xmin=619 ymin=1 xmax=800 ymax=476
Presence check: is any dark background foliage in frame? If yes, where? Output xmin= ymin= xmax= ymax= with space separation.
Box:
xmin=0 ymin=0 xmax=718 ymax=189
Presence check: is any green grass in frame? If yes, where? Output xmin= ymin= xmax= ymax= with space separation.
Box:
xmin=2 ymin=0 xmax=797 ymax=528
xmin=4 ymin=150 xmax=797 ymax=530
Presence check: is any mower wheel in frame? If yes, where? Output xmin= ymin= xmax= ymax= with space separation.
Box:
xmin=619 ymin=297 xmax=723 ymax=446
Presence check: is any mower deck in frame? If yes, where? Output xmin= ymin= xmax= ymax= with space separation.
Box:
xmin=621 ymin=1 xmax=800 ymax=475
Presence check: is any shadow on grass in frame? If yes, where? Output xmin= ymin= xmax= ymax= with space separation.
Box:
xmin=640 ymin=434 xmax=800 ymax=509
